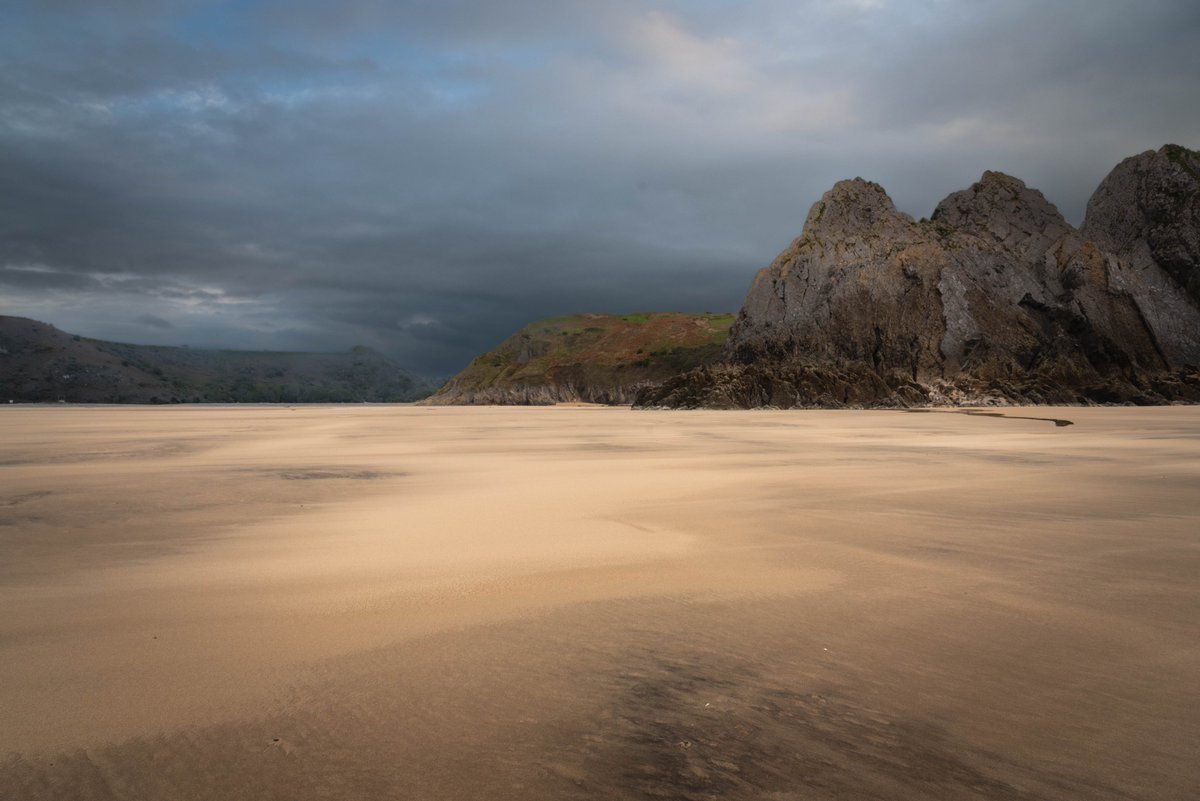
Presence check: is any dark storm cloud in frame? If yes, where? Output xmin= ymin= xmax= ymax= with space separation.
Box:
xmin=2 ymin=0 xmax=1198 ymax=375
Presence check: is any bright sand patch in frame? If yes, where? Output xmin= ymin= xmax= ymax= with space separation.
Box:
xmin=1 ymin=405 xmax=1198 ymax=800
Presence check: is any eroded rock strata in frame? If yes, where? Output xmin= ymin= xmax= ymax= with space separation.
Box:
xmin=638 ymin=145 xmax=1200 ymax=408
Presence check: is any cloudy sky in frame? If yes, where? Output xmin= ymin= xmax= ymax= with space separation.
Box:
xmin=2 ymin=0 xmax=1198 ymax=375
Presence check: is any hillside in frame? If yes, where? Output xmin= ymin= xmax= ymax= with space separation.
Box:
xmin=638 ymin=145 xmax=1200 ymax=409
xmin=425 ymin=312 xmax=735 ymax=405
xmin=0 ymin=316 xmax=433 ymax=403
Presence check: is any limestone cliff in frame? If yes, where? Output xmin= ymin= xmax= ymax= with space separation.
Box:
xmin=638 ymin=146 xmax=1200 ymax=408
xmin=1080 ymin=145 xmax=1200 ymax=365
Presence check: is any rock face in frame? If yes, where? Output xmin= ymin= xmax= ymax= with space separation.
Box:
xmin=426 ymin=312 xmax=734 ymax=405
xmin=1080 ymin=145 xmax=1200 ymax=366
xmin=638 ymin=145 xmax=1200 ymax=408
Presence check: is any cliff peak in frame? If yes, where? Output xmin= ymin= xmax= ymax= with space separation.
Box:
xmin=932 ymin=170 xmax=1071 ymax=256
xmin=1161 ymin=143 xmax=1200 ymax=169
xmin=1082 ymin=142 xmax=1199 ymax=306
xmin=978 ymin=169 xmax=1026 ymax=187
xmin=802 ymin=177 xmax=912 ymax=238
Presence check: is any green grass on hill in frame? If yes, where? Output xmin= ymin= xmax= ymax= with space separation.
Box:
xmin=438 ymin=312 xmax=736 ymax=397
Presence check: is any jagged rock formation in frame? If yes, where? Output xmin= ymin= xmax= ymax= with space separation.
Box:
xmin=425 ymin=312 xmax=734 ymax=405
xmin=0 ymin=316 xmax=434 ymax=403
xmin=1080 ymin=145 xmax=1200 ymax=365
xmin=638 ymin=145 xmax=1200 ymax=408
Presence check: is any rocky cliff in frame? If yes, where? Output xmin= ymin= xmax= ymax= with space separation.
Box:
xmin=1080 ymin=144 xmax=1200 ymax=363
xmin=638 ymin=145 xmax=1200 ymax=408
xmin=425 ymin=312 xmax=734 ymax=405
xmin=0 ymin=316 xmax=434 ymax=403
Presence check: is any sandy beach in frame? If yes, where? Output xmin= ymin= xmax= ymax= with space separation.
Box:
xmin=1 ymin=405 xmax=1197 ymax=800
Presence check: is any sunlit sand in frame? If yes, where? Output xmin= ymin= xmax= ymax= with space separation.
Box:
xmin=1 ymin=406 xmax=1197 ymax=800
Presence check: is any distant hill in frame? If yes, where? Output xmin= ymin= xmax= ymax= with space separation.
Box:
xmin=425 ymin=312 xmax=735 ymax=405
xmin=0 ymin=316 xmax=434 ymax=403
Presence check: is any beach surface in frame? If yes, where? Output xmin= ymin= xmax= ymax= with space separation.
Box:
xmin=1 ymin=405 xmax=1197 ymax=800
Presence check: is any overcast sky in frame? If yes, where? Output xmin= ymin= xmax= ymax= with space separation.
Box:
xmin=2 ymin=0 xmax=1198 ymax=375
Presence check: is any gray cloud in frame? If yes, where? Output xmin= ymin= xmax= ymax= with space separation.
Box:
xmin=1 ymin=0 xmax=1198 ymax=375
xmin=134 ymin=313 xmax=175 ymax=329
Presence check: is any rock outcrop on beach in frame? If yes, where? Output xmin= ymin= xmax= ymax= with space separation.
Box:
xmin=425 ymin=312 xmax=734 ymax=405
xmin=0 ymin=316 xmax=434 ymax=403
xmin=1079 ymin=144 xmax=1200 ymax=363
xmin=637 ymin=145 xmax=1200 ymax=408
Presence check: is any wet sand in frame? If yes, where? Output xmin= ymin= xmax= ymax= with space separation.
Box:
xmin=0 ymin=405 xmax=1197 ymax=800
